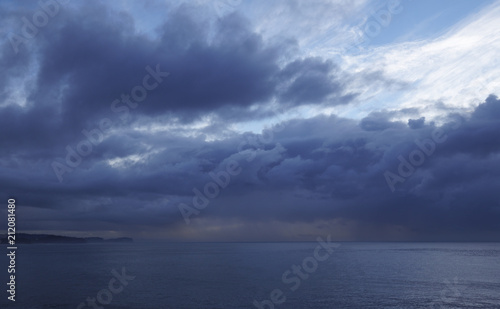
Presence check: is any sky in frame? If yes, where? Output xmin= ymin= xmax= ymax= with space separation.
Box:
xmin=0 ymin=0 xmax=499 ymax=241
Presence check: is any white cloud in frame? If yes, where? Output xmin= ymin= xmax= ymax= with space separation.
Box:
xmin=243 ymin=0 xmax=382 ymax=49
xmin=337 ymin=0 xmax=500 ymax=120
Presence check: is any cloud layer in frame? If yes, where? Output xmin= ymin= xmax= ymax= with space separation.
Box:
xmin=0 ymin=0 xmax=499 ymax=241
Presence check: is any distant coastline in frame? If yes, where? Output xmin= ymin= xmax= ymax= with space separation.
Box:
xmin=0 ymin=233 xmax=133 ymax=244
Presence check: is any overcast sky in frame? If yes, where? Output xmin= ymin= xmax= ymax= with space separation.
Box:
xmin=1 ymin=0 xmax=499 ymax=241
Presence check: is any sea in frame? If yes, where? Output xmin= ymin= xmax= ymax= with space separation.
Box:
xmin=0 ymin=242 xmax=499 ymax=308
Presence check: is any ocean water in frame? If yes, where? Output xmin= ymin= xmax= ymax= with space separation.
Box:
xmin=1 ymin=242 xmax=499 ymax=308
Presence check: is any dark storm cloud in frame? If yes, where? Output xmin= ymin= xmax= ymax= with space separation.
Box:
xmin=277 ymin=57 xmax=351 ymax=106
xmin=1 ymin=1 xmax=499 ymax=240
xmin=184 ymin=96 xmax=500 ymax=237
xmin=360 ymin=111 xmax=405 ymax=131
xmin=0 ymin=1 xmax=360 ymax=156
xmin=4 ymin=96 xmax=500 ymax=241
xmin=407 ymin=117 xmax=425 ymax=129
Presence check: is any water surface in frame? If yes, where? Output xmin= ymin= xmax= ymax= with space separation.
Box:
xmin=1 ymin=242 xmax=499 ymax=308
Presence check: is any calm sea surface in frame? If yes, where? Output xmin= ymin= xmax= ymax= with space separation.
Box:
xmin=1 ymin=242 xmax=499 ymax=308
